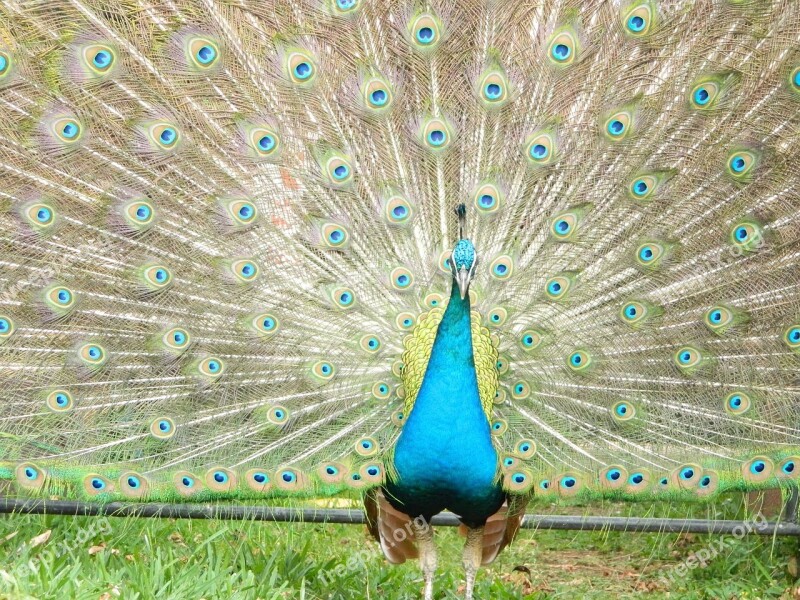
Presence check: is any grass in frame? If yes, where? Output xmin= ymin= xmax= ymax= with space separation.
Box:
xmin=0 ymin=496 xmax=798 ymax=599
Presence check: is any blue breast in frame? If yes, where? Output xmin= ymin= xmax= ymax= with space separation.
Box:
xmin=387 ymin=284 xmax=504 ymax=525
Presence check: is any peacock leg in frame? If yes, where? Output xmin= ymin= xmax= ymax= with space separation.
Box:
xmin=411 ymin=518 xmax=437 ymax=600
xmin=462 ymin=526 xmax=484 ymax=600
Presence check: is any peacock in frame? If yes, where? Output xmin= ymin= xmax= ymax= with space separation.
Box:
xmin=1 ymin=0 xmax=799 ymax=597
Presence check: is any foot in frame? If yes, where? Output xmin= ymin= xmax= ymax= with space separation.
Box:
xmin=411 ymin=518 xmax=437 ymax=600
xmin=462 ymin=526 xmax=484 ymax=600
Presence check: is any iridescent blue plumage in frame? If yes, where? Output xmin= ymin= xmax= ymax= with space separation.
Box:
xmin=386 ymin=282 xmax=504 ymax=526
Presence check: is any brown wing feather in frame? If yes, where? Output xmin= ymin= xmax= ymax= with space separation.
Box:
xmin=457 ymin=495 xmax=530 ymax=565
xmin=364 ymin=489 xmax=419 ymax=564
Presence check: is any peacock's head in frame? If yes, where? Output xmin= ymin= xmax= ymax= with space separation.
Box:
xmin=450 ymin=238 xmax=477 ymax=300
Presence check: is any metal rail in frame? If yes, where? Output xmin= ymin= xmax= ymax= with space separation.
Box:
xmin=2 ymin=498 xmax=800 ymax=536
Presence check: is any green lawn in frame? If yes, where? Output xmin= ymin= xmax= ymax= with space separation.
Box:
xmin=0 ymin=496 xmax=798 ymax=599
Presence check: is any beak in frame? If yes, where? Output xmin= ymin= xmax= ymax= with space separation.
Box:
xmin=455 ymin=267 xmax=471 ymax=299
xmin=450 ymin=251 xmax=477 ymax=300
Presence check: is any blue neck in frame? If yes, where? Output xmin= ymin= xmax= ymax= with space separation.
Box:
xmin=389 ymin=282 xmax=501 ymax=521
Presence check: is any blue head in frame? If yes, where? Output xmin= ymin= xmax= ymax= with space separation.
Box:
xmin=450 ymin=205 xmax=477 ymax=299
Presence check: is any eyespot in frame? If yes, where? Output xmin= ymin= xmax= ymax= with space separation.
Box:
xmin=320 ymin=223 xmax=350 ymax=249
xmin=149 ymin=314 xmax=187 ymax=352
xmin=567 ymin=350 xmax=592 ymax=372
xmin=674 ymin=346 xmax=705 ymax=373
xmin=778 ymin=457 xmax=800 ymax=480
xmin=603 ymin=110 xmax=632 ymax=140
xmin=784 ymin=325 xmax=800 ymax=351
xmin=355 ymin=436 xmax=379 ymax=456
xmin=628 ymin=175 xmax=658 ymax=200
xmin=119 ymin=472 xmax=150 ymax=498
xmin=599 ymin=465 xmax=628 ymax=490
xmin=24 ymin=203 xmax=56 ymax=230
xmin=491 ymin=419 xmax=508 ymax=436
xmin=224 ymin=199 xmax=258 ymax=227
xmin=690 ymin=80 xmax=720 ymax=109
xmin=525 ymin=132 xmax=555 ymax=165
xmin=205 ymin=467 xmax=237 ymax=492
xmin=742 ymin=456 xmax=773 ymax=483
xmin=173 ymin=471 xmax=201 ymax=496
xmin=502 ymin=456 xmax=519 ymax=470
xmin=266 ymin=405 xmax=289 ymax=425
xmin=486 ymin=307 xmax=508 ymax=327
xmin=188 ymin=37 xmax=220 ymax=69
xmin=149 ymin=123 xmax=180 ymax=149
xmin=198 ymin=357 xmax=225 ymax=379
xmin=635 ymin=241 xmax=667 ymax=268
xmin=52 ymin=117 xmax=83 ymax=143
xmin=424 ymin=293 xmax=444 ymax=309
xmin=311 ymin=360 xmax=335 ymax=381
xmin=473 ymin=183 xmax=503 ymax=215
xmin=391 ymin=410 xmax=405 ymax=427
xmin=391 ymin=361 xmax=403 ymax=378
xmin=331 ymin=286 xmax=356 ymax=309
xmin=359 ymin=334 xmax=381 ymax=353
xmin=612 ymin=401 xmax=636 ymax=421
xmin=78 ymin=342 xmax=107 ymax=367
xmin=248 ymin=125 xmax=281 ymax=158
xmin=230 ymin=259 xmax=259 ymax=283
xmin=495 ymin=355 xmax=510 ymax=375
xmin=516 ymin=439 xmax=536 ymax=459
xmin=287 ymin=50 xmax=316 ymax=84
xmin=479 ymin=70 xmax=509 ymax=106
xmin=790 ymin=66 xmax=800 ymax=91
xmin=727 ymin=150 xmax=757 ymax=178
xmin=410 ymin=14 xmax=442 ymax=49
xmin=550 ymin=208 xmax=586 ymax=241
xmin=142 ymin=264 xmax=173 ymax=290
xmin=245 ymin=468 xmax=272 ymax=492
xmin=557 ymin=473 xmax=582 ymax=497
xmin=333 ymin=0 xmax=359 ymax=13
xmin=363 ymin=77 xmax=393 ymax=110
xmin=694 ymin=470 xmax=719 ymax=497
xmin=724 ymin=391 xmax=752 ymax=415
xmin=390 ymin=267 xmax=414 ymax=291
xmin=83 ymin=474 xmax=112 ymax=496
xmin=626 ymin=470 xmax=651 ymax=493
xmin=489 ymin=255 xmax=513 ymax=281
xmin=422 ymin=118 xmax=451 ymax=150
xmin=539 ymin=479 xmax=551 ymax=492
xmin=547 ymin=30 xmax=578 ymax=65
xmin=704 ymin=305 xmax=734 ymax=332
xmin=670 ymin=464 xmax=702 ymax=488
xmin=45 ymin=389 xmax=73 ymax=413
xmin=372 ymin=382 xmax=391 ymax=399
xmin=395 ymin=312 xmax=416 ymax=330
xmin=149 ymin=417 xmax=176 ymax=440
xmin=16 ymin=463 xmax=47 ymax=490
xmin=620 ymin=301 xmax=647 ymax=325
xmin=729 ymin=221 xmax=763 ymax=252
xmin=325 ymin=155 xmax=354 ymax=186
xmin=123 ymin=200 xmax=155 ymax=231
xmin=317 ymin=461 xmax=347 ymax=484
xmin=0 ymin=50 xmax=11 ymax=78
xmin=519 ymin=329 xmax=545 ymax=351
xmin=623 ymin=4 xmax=653 ymax=35
xmin=493 ymin=388 xmax=507 ymax=405
xmin=252 ymin=313 xmax=279 ymax=336
xmin=437 ymin=250 xmax=454 ymax=274
xmin=384 ymin=196 xmax=413 ymax=225
xmin=544 ymin=275 xmax=572 ymax=300
xmin=511 ymin=380 xmax=530 ymax=400
xmin=82 ymin=44 xmax=116 ymax=75
xmin=359 ymin=463 xmax=383 ymax=484
xmin=46 ymin=285 xmax=77 ymax=313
